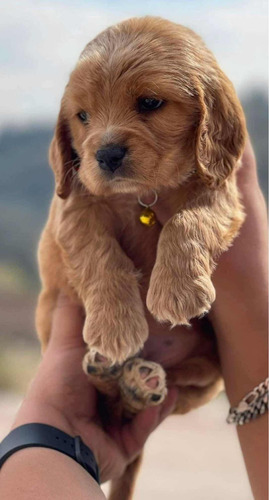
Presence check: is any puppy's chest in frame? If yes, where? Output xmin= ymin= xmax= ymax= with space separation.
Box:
xmin=111 ymin=197 xmax=162 ymax=279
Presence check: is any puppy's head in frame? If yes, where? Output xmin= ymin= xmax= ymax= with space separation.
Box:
xmin=50 ymin=17 xmax=246 ymax=198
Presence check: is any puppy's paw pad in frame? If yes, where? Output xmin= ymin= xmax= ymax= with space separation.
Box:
xmin=139 ymin=367 xmax=160 ymax=389
xmin=82 ymin=349 xmax=121 ymax=378
xmin=95 ymin=352 xmax=109 ymax=364
xmin=145 ymin=375 xmax=160 ymax=389
xmin=119 ymin=358 xmax=167 ymax=411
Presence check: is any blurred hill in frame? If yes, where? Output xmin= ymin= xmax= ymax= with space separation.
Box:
xmin=0 ymin=88 xmax=268 ymax=291
xmin=0 ymin=127 xmax=54 ymax=289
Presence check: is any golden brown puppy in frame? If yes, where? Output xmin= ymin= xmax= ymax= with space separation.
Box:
xmin=36 ymin=16 xmax=246 ymax=499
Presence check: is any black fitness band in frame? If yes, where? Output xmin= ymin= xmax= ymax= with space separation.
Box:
xmin=0 ymin=423 xmax=99 ymax=484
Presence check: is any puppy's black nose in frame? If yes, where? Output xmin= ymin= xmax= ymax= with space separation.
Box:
xmin=96 ymin=144 xmax=127 ymax=172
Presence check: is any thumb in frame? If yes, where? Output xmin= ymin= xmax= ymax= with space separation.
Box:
xmin=122 ymin=387 xmax=178 ymax=459
xmin=49 ymin=292 xmax=85 ymax=349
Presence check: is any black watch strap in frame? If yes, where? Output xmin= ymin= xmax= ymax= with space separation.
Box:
xmin=0 ymin=423 xmax=99 ymax=484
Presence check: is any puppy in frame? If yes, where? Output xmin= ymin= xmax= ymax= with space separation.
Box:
xmin=36 ymin=16 xmax=246 ymax=499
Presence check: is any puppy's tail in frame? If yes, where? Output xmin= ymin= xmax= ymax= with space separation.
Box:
xmin=108 ymin=454 xmax=143 ymax=500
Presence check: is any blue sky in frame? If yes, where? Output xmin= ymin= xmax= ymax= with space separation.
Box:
xmin=0 ymin=0 xmax=267 ymax=128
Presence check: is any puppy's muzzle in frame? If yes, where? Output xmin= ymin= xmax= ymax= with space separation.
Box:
xmin=96 ymin=144 xmax=127 ymax=173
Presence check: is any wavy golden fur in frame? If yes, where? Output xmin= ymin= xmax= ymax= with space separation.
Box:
xmin=36 ymin=17 xmax=246 ymax=499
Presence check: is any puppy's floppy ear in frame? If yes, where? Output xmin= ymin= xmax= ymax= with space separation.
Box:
xmin=195 ymin=73 xmax=246 ymax=188
xmin=49 ymin=107 xmax=78 ymax=199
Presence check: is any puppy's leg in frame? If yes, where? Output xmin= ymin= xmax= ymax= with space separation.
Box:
xmin=59 ymin=202 xmax=148 ymax=364
xmin=166 ymin=356 xmax=223 ymax=414
xmin=109 ymin=455 xmax=143 ymax=500
xmin=108 ymin=359 xmax=167 ymax=500
xmin=83 ymin=354 xmax=164 ymax=500
xmin=85 ymin=356 xmax=145 ymax=500
xmin=119 ymin=358 xmax=167 ymax=414
xmin=36 ymin=226 xmax=70 ymax=351
xmin=147 ymin=182 xmax=244 ymax=325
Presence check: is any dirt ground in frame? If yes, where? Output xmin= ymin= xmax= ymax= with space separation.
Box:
xmin=0 ymin=391 xmax=253 ymax=500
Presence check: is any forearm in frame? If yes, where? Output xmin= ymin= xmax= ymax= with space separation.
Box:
xmin=0 ymin=355 xmax=105 ymax=499
xmin=211 ymin=161 xmax=268 ymax=499
xmin=211 ymin=272 xmax=268 ymax=500
xmin=0 ymin=448 xmax=105 ymax=500
xmin=211 ymin=182 xmax=267 ymax=404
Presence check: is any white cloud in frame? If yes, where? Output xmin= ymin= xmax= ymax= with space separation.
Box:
xmin=0 ymin=0 xmax=267 ymax=128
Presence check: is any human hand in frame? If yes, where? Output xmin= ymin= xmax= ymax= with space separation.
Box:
xmin=12 ymin=294 xmax=177 ymax=483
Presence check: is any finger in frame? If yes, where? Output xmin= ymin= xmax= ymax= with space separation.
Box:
xmin=121 ymin=387 xmax=178 ymax=459
xmin=159 ymin=386 xmax=178 ymax=422
xmin=121 ymin=406 xmax=160 ymax=459
xmin=49 ymin=292 xmax=85 ymax=348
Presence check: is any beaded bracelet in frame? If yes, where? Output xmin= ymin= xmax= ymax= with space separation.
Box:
xmin=227 ymin=377 xmax=269 ymax=425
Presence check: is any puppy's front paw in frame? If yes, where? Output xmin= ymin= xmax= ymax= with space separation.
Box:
xmin=147 ymin=265 xmax=216 ymax=326
xmin=83 ymin=300 xmax=148 ymax=365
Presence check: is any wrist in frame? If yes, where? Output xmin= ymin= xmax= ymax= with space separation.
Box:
xmin=0 ymin=442 xmax=104 ymax=500
xmin=13 ymin=350 xmax=83 ymax=435
xmin=12 ymin=398 xmax=74 ymax=436
xmin=210 ymin=315 xmax=268 ymax=407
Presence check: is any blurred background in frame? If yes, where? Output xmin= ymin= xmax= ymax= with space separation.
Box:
xmin=0 ymin=0 xmax=267 ymax=498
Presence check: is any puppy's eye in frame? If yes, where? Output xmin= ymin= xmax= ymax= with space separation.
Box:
xmin=77 ymin=111 xmax=89 ymax=124
xmin=138 ymin=97 xmax=164 ymax=112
